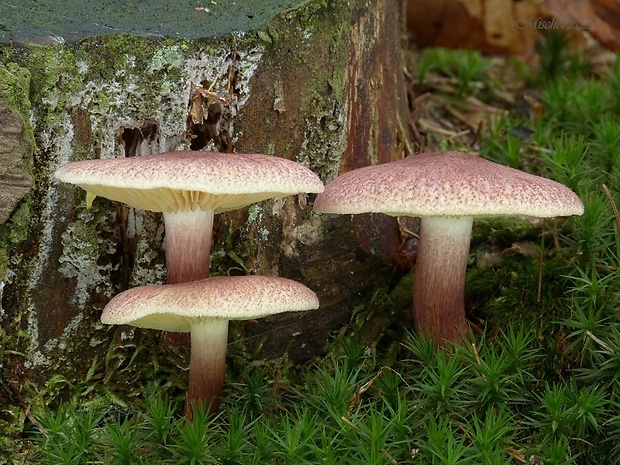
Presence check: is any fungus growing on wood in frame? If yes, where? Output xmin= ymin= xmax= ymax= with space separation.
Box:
xmin=101 ymin=275 xmax=320 ymax=418
xmin=314 ymin=151 xmax=584 ymax=344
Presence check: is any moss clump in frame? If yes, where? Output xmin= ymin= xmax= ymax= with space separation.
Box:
xmin=0 ymin=199 xmax=31 ymax=282
xmin=0 ymin=61 xmax=33 ymax=124
xmin=25 ymin=45 xmax=85 ymax=110
xmin=472 ymin=216 xmax=539 ymax=247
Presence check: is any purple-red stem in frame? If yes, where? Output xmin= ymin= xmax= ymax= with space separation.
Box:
xmin=412 ymin=216 xmax=473 ymax=345
xmin=184 ymin=319 xmax=229 ymax=419
xmin=163 ymin=209 xmax=214 ymax=346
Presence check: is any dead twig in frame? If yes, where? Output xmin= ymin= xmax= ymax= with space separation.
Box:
xmin=507 ymin=446 xmax=528 ymax=464
xmin=191 ymin=81 xmax=232 ymax=106
xmin=348 ymin=367 xmax=385 ymax=413
xmin=469 ymin=342 xmax=486 ymax=380
xmin=418 ymin=118 xmax=470 ymax=139
xmin=537 ymin=220 xmax=545 ymax=303
xmin=586 ymin=330 xmax=612 ymax=352
xmin=602 ymin=184 xmax=620 ymax=240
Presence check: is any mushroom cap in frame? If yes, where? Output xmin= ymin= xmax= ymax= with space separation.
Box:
xmin=314 ymin=151 xmax=584 ymax=218
xmin=54 ymin=151 xmax=324 ymax=213
xmin=101 ymin=275 xmax=320 ymax=332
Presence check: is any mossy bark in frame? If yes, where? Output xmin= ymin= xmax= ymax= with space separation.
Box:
xmin=0 ymin=0 xmax=412 ymax=412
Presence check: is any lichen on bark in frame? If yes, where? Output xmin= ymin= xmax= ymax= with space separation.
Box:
xmin=0 ymin=33 xmax=268 ymax=389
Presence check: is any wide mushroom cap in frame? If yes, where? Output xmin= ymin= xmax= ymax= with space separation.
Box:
xmin=101 ymin=275 xmax=320 ymax=332
xmin=314 ymin=151 xmax=584 ymax=218
xmin=55 ymin=151 xmax=325 ymax=213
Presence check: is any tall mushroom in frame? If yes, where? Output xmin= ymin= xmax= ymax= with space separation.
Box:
xmin=101 ymin=275 xmax=320 ymax=418
xmin=55 ymin=151 xmax=324 ymax=342
xmin=314 ymin=151 xmax=584 ymax=344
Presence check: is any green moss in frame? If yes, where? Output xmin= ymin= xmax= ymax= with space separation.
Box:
xmin=85 ymin=35 xmax=194 ymax=94
xmin=7 ymin=201 xmax=31 ymax=245
xmin=25 ymin=45 xmax=84 ymax=108
xmin=0 ymin=250 xmax=7 ymax=283
xmin=0 ymin=61 xmax=32 ymax=120
xmin=76 ymin=35 xmax=173 ymax=81
xmin=211 ymin=221 xmax=251 ymax=277
xmin=20 ymin=35 xmax=199 ymax=127
xmin=0 ymin=199 xmax=32 ymax=281
xmin=472 ymin=216 xmax=538 ymax=245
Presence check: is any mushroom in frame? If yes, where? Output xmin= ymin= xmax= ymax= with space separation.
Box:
xmin=55 ymin=151 xmax=324 ymax=284
xmin=55 ymin=151 xmax=324 ymax=343
xmin=101 ymin=275 xmax=320 ymax=417
xmin=313 ymin=151 xmax=584 ymax=344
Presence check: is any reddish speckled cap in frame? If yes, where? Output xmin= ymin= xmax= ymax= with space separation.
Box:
xmin=101 ymin=275 xmax=320 ymax=332
xmin=55 ymin=151 xmax=324 ymax=213
xmin=314 ymin=151 xmax=584 ymax=218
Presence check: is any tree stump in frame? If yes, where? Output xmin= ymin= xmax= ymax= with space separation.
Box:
xmin=0 ymin=0 xmax=412 ymax=406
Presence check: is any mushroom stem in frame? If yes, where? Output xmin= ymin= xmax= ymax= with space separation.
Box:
xmin=412 ymin=215 xmax=473 ymax=345
xmin=163 ymin=209 xmax=214 ymax=284
xmin=163 ymin=209 xmax=214 ymax=347
xmin=185 ymin=318 xmax=229 ymax=419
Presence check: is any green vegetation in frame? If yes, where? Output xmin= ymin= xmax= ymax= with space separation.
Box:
xmin=10 ymin=31 xmax=620 ymax=464
xmin=416 ymin=47 xmax=491 ymax=97
xmin=24 ymin=328 xmax=620 ymax=464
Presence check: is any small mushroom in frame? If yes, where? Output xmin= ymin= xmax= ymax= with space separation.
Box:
xmin=55 ymin=151 xmax=324 ymax=284
xmin=101 ymin=275 xmax=320 ymax=418
xmin=314 ymin=151 xmax=584 ymax=344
